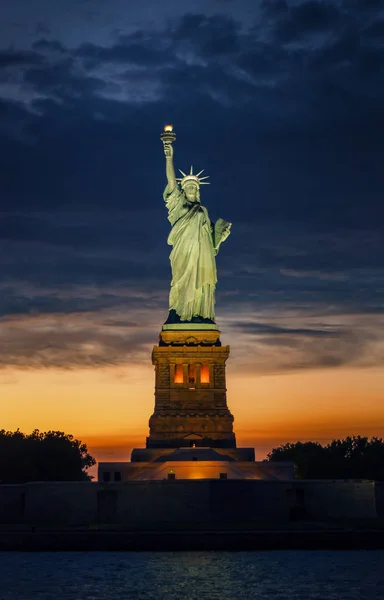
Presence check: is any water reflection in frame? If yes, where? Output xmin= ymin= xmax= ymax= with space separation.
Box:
xmin=1 ymin=550 xmax=384 ymax=600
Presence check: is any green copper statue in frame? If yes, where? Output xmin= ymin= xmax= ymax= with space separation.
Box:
xmin=161 ymin=125 xmax=231 ymax=324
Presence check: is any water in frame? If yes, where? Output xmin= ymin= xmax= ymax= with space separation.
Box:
xmin=1 ymin=551 xmax=383 ymax=600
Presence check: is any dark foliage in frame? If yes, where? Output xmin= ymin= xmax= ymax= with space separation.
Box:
xmin=0 ymin=429 xmax=96 ymax=483
xmin=267 ymin=436 xmax=384 ymax=480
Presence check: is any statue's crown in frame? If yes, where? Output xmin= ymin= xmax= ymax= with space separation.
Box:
xmin=176 ymin=166 xmax=210 ymax=188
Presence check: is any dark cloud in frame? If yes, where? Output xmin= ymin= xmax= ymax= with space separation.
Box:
xmin=0 ymin=315 xmax=156 ymax=369
xmin=365 ymin=19 xmax=384 ymax=40
xmin=231 ymin=322 xmax=342 ymax=337
xmin=0 ymin=49 xmax=42 ymax=68
xmin=172 ymin=13 xmax=240 ymax=56
xmin=101 ymin=319 xmax=138 ymax=328
xmin=32 ymin=39 xmax=66 ymax=54
xmin=225 ymin=313 xmax=383 ymax=374
xmin=274 ymin=1 xmax=341 ymax=41
xmin=23 ymin=58 xmax=108 ymax=98
xmin=0 ymin=287 xmax=130 ymax=318
xmin=76 ymin=40 xmax=174 ymax=68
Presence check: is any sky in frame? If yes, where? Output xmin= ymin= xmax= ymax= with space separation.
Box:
xmin=1 ymin=0 xmax=383 ymax=466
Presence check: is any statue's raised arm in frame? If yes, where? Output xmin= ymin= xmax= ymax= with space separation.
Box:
xmin=164 ymin=142 xmax=176 ymax=193
xmin=160 ymin=125 xmax=231 ymax=325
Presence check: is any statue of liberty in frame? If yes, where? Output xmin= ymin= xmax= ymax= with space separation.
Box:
xmin=161 ymin=126 xmax=231 ymax=324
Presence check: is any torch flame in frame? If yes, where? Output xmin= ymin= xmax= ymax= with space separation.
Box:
xmin=164 ymin=124 xmax=173 ymax=132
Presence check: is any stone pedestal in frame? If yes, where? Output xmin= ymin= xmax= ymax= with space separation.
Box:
xmin=104 ymin=325 xmax=294 ymax=479
xmin=146 ymin=326 xmax=236 ymax=449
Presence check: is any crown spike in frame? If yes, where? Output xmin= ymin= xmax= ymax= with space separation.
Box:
xmin=200 ymin=182 xmax=210 ymax=185
xmin=196 ymin=169 xmax=204 ymax=177
xmin=178 ymin=169 xmax=187 ymax=177
xmin=199 ymin=175 xmax=210 ymax=180
xmin=190 ymin=165 xmax=193 ymax=175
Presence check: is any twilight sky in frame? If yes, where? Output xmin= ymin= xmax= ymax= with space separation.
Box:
xmin=1 ymin=0 xmax=383 ymax=463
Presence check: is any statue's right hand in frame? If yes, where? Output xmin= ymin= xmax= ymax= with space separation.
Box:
xmin=163 ymin=143 xmax=173 ymax=159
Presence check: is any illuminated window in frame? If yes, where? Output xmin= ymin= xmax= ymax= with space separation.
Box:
xmin=201 ymin=364 xmax=210 ymax=384
xmin=188 ymin=364 xmax=196 ymax=387
xmin=174 ymin=364 xmax=183 ymax=383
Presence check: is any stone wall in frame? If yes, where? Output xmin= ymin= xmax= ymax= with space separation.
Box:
xmin=374 ymin=482 xmax=384 ymax=518
xmin=0 ymin=484 xmax=25 ymax=524
xmin=24 ymin=482 xmax=98 ymax=526
xmin=296 ymin=480 xmax=377 ymax=519
xmin=0 ymin=479 xmax=377 ymax=526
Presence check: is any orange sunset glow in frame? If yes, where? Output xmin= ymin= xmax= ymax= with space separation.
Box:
xmin=2 ymin=353 xmax=383 ymax=469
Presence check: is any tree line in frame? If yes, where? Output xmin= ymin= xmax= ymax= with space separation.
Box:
xmin=0 ymin=429 xmax=95 ymax=483
xmin=267 ymin=436 xmax=384 ymax=480
xmin=1 ymin=430 xmax=383 ymax=483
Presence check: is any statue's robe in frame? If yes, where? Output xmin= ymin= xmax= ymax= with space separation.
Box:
xmin=164 ymin=185 xmax=217 ymax=321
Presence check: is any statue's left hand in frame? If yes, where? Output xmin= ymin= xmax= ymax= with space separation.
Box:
xmin=221 ymin=224 xmax=232 ymax=241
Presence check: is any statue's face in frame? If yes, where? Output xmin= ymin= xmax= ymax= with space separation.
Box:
xmin=183 ymin=182 xmax=199 ymax=202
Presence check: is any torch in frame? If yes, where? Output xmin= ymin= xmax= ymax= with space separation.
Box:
xmin=160 ymin=124 xmax=176 ymax=145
